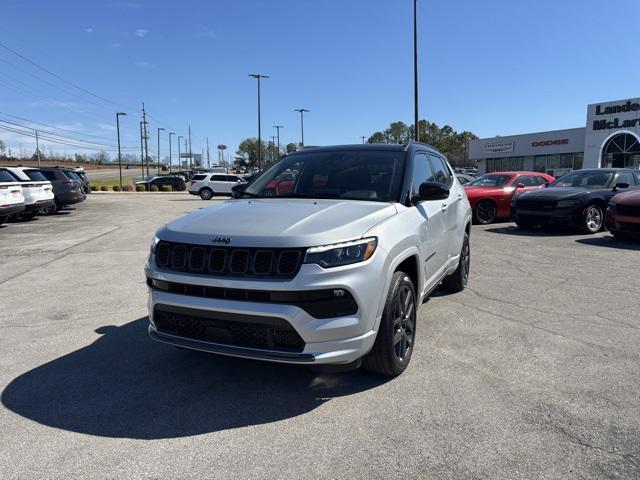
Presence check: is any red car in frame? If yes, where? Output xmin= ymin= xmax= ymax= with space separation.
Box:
xmin=263 ymin=171 xmax=297 ymax=196
xmin=606 ymin=190 xmax=640 ymax=239
xmin=464 ymin=171 xmax=555 ymax=224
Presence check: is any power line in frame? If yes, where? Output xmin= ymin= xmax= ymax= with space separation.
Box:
xmin=0 ymin=124 xmax=131 ymax=152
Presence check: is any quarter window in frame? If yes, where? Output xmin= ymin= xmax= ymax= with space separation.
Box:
xmin=428 ymin=155 xmax=452 ymax=186
xmin=514 ymin=175 xmax=539 ymax=187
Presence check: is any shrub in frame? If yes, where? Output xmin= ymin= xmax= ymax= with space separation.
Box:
xmin=161 ymin=185 xmax=172 ymax=192
xmin=136 ymin=185 xmax=146 ymax=192
xmin=90 ymin=185 xmax=98 ymax=192
xmin=122 ymin=184 xmax=134 ymax=192
xmin=112 ymin=185 xmax=121 ymax=192
xmin=150 ymin=185 xmax=159 ymax=192
xmin=100 ymin=185 xmax=108 ymax=191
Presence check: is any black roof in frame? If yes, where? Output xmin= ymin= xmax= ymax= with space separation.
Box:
xmin=289 ymin=142 xmax=440 ymax=154
xmin=575 ymin=168 xmax=638 ymax=172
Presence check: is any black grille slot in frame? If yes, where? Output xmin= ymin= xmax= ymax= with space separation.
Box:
xmin=156 ymin=243 xmax=170 ymax=267
xmin=278 ymin=251 xmax=301 ymax=275
xmin=154 ymin=308 xmax=305 ymax=352
xmin=230 ymin=250 xmax=250 ymax=273
xmin=209 ymin=249 xmax=226 ymax=273
xmin=617 ymin=204 xmax=640 ymax=216
xmin=253 ymin=250 xmax=274 ymax=274
xmin=189 ymin=247 xmax=206 ymax=271
xmin=155 ymin=241 xmax=304 ymax=278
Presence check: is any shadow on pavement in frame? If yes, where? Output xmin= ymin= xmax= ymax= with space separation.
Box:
xmin=484 ymin=225 xmax=581 ymax=237
xmin=1 ymin=317 xmax=389 ymax=439
xmin=576 ymin=236 xmax=640 ymax=251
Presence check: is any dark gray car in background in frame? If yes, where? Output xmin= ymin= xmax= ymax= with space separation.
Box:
xmin=37 ymin=167 xmax=85 ymax=214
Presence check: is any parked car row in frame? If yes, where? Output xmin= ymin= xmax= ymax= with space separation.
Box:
xmin=463 ymin=168 xmax=640 ymax=238
xmin=0 ymin=166 xmax=87 ymax=225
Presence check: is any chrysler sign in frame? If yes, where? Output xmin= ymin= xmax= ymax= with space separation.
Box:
xmin=483 ymin=141 xmax=514 ymax=153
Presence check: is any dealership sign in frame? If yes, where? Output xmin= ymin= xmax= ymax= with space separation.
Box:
xmin=592 ymin=100 xmax=640 ymax=131
xmin=483 ymin=141 xmax=514 ymax=153
xmin=532 ymin=139 xmax=569 ymax=147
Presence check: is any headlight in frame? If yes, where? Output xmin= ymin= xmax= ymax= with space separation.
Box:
xmin=304 ymin=237 xmax=377 ymax=268
xmin=150 ymin=235 xmax=160 ymax=254
xmin=557 ymin=200 xmax=581 ymax=208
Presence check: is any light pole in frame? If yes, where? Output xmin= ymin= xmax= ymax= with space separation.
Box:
xmin=115 ymin=112 xmax=127 ymax=188
xmin=177 ymin=135 xmax=183 ymax=170
xmin=139 ymin=121 xmax=145 ymax=178
xmin=294 ymin=108 xmax=309 ymax=146
xmin=156 ymin=127 xmax=165 ymax=174
xmin=360 ymin=136 xmax=366 ymax=144
xmin=413 ymin=0 xmax=419 ymax=142
xmin=273 ymin=125 xmax=283 ymax=157
xmin=168 ymin=132 xmax=175 ymax=173
xmin=249 ymin=73 xmax=269 ymax=170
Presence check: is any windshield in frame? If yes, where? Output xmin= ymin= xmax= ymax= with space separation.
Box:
xmin=467 ymin=174 xmax=512 ymax=187
xmin=550 ymin=171 xmax=614 ymax=189
xmin=240 ymin=150 xmax=405 ymax=202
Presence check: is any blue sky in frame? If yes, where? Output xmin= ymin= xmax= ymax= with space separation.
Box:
xmin=1 ymin=0 xmax=640 ymax=160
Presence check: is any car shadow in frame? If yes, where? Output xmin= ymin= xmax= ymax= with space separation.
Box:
xmin=575 ymin=236 xmax=640 ymax=251
xmin=1 ymin=317 xmax=390 ymax=440
xmin=484 ymin=225 xmax=581 ymax=237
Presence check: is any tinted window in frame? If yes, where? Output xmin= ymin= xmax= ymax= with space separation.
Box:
xmin=192 ymin=174 xmax=207 ymax=181
xmin=428 ymin=155 xmax=452 ymax=186
xmin=212 ymin=175 xmax=226 ymax=181
xmin=615 ymin=172 xmax=635 ymax=186
xmin=551 ymin=171 xmax=614 ymax=189
xmin=62 ymin=170 xmax=79 ymax=181
xmin=224 ymin=175 xmax=239 ymax=182
xmin=0 ymin=170 xmax=17 ymax=182
xmin=24 ymin=170 xmax=47 ymax=181
xmin=514 ymin=175 xmax=539 ymax=187
xmin=411 ymin=153 xmax=435 ymax=197
xmin=40 ymin=170 xmax=58 ymax=181
xmin=468 ymin=174 xmax=512 ymax=187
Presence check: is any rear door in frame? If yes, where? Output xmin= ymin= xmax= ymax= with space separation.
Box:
xmin=210 ymin=174 xmax=227 ymax=192
xmin=428 ymin=154 xmax=460 ymax=262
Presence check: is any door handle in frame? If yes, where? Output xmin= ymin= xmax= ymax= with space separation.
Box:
xmin=457 ymin=193 xmax=463 ymax=199
xmin=441 ymin=202 xmax=448 ymax=211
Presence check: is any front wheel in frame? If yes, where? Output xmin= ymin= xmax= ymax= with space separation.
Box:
xmin=583 ymin=204 xmax=604 ymax=233
xmin=442 ymin=232 xmax=470 ymax=292
xmin=474 ymin=200 xmax=497 ymax=224
xmin=363 ymin=271 xmax=416 ymax=376
xmin=199 ymin=188 xmax=213 ymax=200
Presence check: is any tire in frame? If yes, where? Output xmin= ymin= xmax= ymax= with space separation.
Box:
xmin=474 ymin=199 xmax=497 ymax=225
xmin=19 ymin=211 xmax=37 ymax=221
xmin=40 ymin=203 xmax=58 ymax=215
xmin=363 ymin=271 xmax=417 ymax=376
xmin=199 ymin=188 xmax=213 ymax=200
xmin=443 ymin=232 xmax=470 ymax=292
xmin=0 ymin=215 xmax=6 ymax=226
xmin=582 ymin=204 xmax=604 ymax=233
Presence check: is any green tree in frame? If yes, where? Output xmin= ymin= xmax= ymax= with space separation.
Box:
xmin=285 ymin=142 xmax=300 ymax=153
xmin=235 ymin=138 xmax=270 ymax=168
xmin=367 ymin=132 xmax=385 ymax=144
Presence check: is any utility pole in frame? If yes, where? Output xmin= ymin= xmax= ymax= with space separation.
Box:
xmin=157 ymin=127 xmax=165 ymax=174
xmin=361 ymin=136 xmax=366 ymax=144
xmin=142 ymin=103 xmax=150 ymax=175
xmin=168 ymin=132 xmax=174 ymax=173
xmin=188 ymin=125 xmax=192 ymax=169
xmin=295 ymin=108 xmax=309 ymax=146
xmin=273 ymin=125 xmax=283 ymax=157
xmin=177 ymin=135 xmax=183 ymax=170
xmin=206 ymin=137 xmax=210 ymax=168
xmin=116 ymin=112 xmax=127 ymax=188
xmin=413 ymin=0 xmax=419 ymax=142
xmin=249 ymin=73 xmax=269 ymax=170
xmin=35 ymin=130 xmax=41 ymax=167
xmin=270 ymin=135 xmax=276 ymax=163
xmin=139 ymin=121 xmax=145 ymax=178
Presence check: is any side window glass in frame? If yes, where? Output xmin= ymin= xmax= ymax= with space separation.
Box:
xmin=516 ymin=176 xmax=537 ymax=187
xmin=615 ymin=172 xmax=635 ymax=186
xmin=428 ymin=155 xmax=452 ymax=186
xmin=212 ymin=175 xmax=225 ymax=181
xmin=411 ymin=153 xmax=435 ymax=197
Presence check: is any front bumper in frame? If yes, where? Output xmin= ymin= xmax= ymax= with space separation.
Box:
xmin=145 ymin=251 xmax=387 ymax=365
xmin=606 ymin=210 xmax=640 ymax=236
xmin=513 ymin=204 xmax=582 ymax=226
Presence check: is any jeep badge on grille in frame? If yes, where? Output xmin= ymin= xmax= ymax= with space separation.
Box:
xmin=212 ymin=236 xmax=231 ymax=245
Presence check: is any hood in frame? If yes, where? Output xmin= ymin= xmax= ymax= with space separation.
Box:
xmin=158 ymin=199 xmax=398 ymax=248
xmin=612 ymin=190 xmax=640 ymax=204
xmin=517 ymin=186 xmax=596 ymax=202
xmin=464 ymin=186 xmax=510 ymax=197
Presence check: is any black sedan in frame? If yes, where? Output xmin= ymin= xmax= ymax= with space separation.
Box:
xmin=511 ymin=168 xmax=640 ymax=233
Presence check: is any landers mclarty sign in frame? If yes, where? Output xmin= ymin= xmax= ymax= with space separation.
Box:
xmin=592 ymin=100 xmax=640 ymax=131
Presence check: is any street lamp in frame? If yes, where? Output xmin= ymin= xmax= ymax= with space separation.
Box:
xmin=273 ymin=125 xmax=284 ymax=158
xmin=115 ymin=112 xmax=127 ymax=189
xmin=249 ymin=73 xmax=269 ymax=170
xmin=294 ymin=108 xmax=309 ymax=146
xmin=157 ymin=127 xmax=165 ymax=174
xmin=139 ymin=121 xmax=145 ymax=178
xmin=177 ymin=135 xmax=184 ymax=170
xmin=360 ymin=136 xmax=366 ymax=144
xmin=413 ymin=0 xmax=419 ymax=142
xmin=168 ymin=132 xmax=175 ymax=173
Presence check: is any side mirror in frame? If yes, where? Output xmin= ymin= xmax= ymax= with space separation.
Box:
xmin=515 ymin=182 xmax=525 ymax=189
xmin=613 ymin=182 xmax=629 ymax=191
xmin=544 ymin=181 xmax=550 ymax=187
xmin=417 ymin=182 xmax=449 ymax=201
xmin=231 ymin=183 xmax=247 ymax=198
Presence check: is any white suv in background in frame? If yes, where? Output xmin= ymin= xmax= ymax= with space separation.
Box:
xmin=146 ymin=143 xmax=472 ymax=376
xmin=188 ymin=173 xmax=245 ymax=200
xmin=3 ymin=167 xmax=55 ymax=219
xmin=0 ymin=169 xmax=25 ymax=226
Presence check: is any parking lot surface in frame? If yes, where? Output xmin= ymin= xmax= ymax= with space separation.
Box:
xmin=1 ymin=194 xmax=639 ymax=479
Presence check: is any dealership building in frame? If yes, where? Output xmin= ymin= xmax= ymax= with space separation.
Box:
xmin=469 ymin=97 xmax=640 ymax=176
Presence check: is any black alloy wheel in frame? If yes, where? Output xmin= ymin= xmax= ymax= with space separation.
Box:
xmin=475 ymin=200 xmax=497 ymax=224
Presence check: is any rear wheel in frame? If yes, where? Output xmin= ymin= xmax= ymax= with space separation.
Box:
xmin=40 ymin=203 xmax=58 ymax=215
xmin=583 ymin=204 xmax=604 ymax=233
xmin=199 ymin=188 xmax=213 ymax=200
xmin=474 ymin=199 xmax=497 ymax=224
xmin=363 ymin=271 xmax=416 ymax=376
xmin=443 ymin=232 xmax=470 ymax=292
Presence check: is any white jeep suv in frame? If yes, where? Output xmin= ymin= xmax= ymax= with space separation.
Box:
xmin=146 ymin=143 xmax=472 ymax=376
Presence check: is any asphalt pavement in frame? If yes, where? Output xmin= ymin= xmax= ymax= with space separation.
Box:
xmin=0 ymin=194 xmax=638 ymax=479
